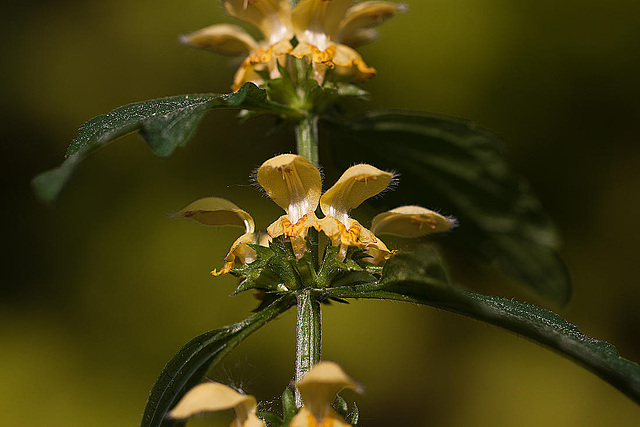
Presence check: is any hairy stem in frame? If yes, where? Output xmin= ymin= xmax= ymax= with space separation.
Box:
xmin=295 ymin=115 xmax=319 ymax=167
xmin=293 ymin=112 xmax=321 ymax=406
xmin=294 ymin=289 xmax=322 ymax=407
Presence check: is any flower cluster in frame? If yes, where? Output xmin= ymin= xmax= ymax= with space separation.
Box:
xmin=181 ymin=0 xmax=406 ymax=90
xmin=175 ymin=154 xmax=454 ymax=277
xmin=169 ymin=361 xmax=360 ymax=427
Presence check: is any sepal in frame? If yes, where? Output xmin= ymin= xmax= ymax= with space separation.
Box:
xmin=232 ymin=237 xmax=303 ymax=295
xmin=255 ymin=387 xmax=299 ymax=427
xmin=281 ymin=388 xmax=298 ymax=423
xmin=316 ymin=245 xmax=378 ymax=289
xmin=332 ymin=395 xmax=359 ymax=425
xmin=264 ymin=57 xmax=369 ymax=113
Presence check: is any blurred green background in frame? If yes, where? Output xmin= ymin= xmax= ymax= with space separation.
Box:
xmin=3 ymin=0 xmax=640 ymax=425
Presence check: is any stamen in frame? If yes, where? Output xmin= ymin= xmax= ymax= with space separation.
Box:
xmin=244 ymin=0 xmax=258 ymax=10
xmin=410 ymin=216 xmax=437 ymax=230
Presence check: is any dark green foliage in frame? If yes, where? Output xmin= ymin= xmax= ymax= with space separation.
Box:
xmin=281 ymin=388 xmax=298 ymax=424
xmin=324 ymin=248 xmax=640 ymax=404
xmin=32 ymin=83 xmax=299 ymax=203
xmin=322 ymin=111 xmax=571 ymax=306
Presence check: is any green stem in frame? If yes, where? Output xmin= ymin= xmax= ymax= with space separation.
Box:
xmin=294 ymin=289 xmax=322 ymax=407
xmin=295 ymin=115 xmax=319 ymax=167
xmin=293 ymin=112 xmax=321 ymax=406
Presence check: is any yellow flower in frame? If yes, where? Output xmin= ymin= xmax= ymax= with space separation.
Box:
xmin=181 ymin=0 xmax=294 ymax=91
xmin=290 ymin=0 xmax=405 ymax=83
xmin=371 ymin=205 xmax=456 ymax=237
xmin=257 ymin=153 xmax=323 ymax=259
xmin=168 ymin=381 xmax=265 ymax=427
xmin=176 ymin=154 xmax=454 ymax=276
xmin=181 ymin=0 xmax=406 ymax=90
xmin=173 ymin=197 xmax=258 ymax=276
xmin=316 ymin=163 xmax=395 ymax=263
xmin=317 ymin=165 xmax=457 ymax=264
xmin=290 ymin=361 xmax=361 ymax=427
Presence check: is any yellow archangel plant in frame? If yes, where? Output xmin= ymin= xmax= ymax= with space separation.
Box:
xmin=32 ymin=0 xmax=640 ymax=423
xmin=181 ymin=0 xmax=407 ymax=90
xmin=175 ymin=153 xmax=455 ymax=276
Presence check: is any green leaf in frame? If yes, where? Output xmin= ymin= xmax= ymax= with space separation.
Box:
xmin=32 ymin=83 xmax=300 ymax=204
xmin=324 ymin=252 xmax=640 ymax=404
xmin=316 ymin=245 xmax=374 ymax=289
xmin=281 ymin=388 xmax=297 ymax=423
xmin=258 ymin=411 xmax=284 ymax=427
xmin=140 ymin=295 xmax=295 ymax=427
xmin=334 ymin=395 xmax=349 ymax=418
xmin=322 ymin=111 xmax=571 ymax=306
xmin=349 ymin=401 xmax=359 ymax=425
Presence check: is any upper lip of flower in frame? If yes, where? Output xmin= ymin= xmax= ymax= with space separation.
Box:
xmin=168 ymin=381 xmax=264 ymax=426
xmin=293 ymin=360 xmax=361 ymax=425
xmin=257 ymin=153 xmax=322 ymax=226
xmin=320 ymin=163 xmax=394 ymax=228
xmin=225 ymin=0 xmax=294 ymax=45
xmin=173 ymin=196 xmax=259 ymax=276
xmin=180 ymin=0 xmax=407 ymax=89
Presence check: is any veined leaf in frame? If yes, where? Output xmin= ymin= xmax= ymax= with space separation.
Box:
xmin=32 ymin=83 xmax=300 ymax=203
xmin=141 ymin=295 xmax=295 ymax=427
xmin=323 ymin=250 xmax=640 ymax=404
xmin=322 ymin=111 xmax=571 ymax=306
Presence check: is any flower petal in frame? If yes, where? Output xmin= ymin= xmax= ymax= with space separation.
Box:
xmin=331 ymin=43 xmax=376 ymax=81
xmin=370 ymin=205 xmax=454 ymax=237
xmin=173 ymin=197 xmax=255 ymax=234
xmin=289 ymin=406 xmax=351 ymax=427
xmin=180 ymin=24 xmax=258 ymax=56
xmin=212 ymin=232 xmax=258 ymax=276
xmin=224 ymin=0 xmax=293 ymax=44
xmin=168 ymin=382 xmax=259 ymax=422
xmin=267 ymin=213 xmax=318 ymax=259
xmin=292 ymin=0 xmax=352 ymax=46
xmin=320 ymin=164 xmax=392 ymax=226
xmin=336 ymin=28 xmax=378 ymax=49
xmin=356 ymin=224 xmax=395 ymax=265
xmin=257 ymin=154 xmax=322 ymax=224
xmin=290 ymin=42 xmax=336 ymax=66
xmin=297 ymin=361 xmax=361 ymax=422
xmin=317 ymin=217 xmax=366 ymax=246
xmin=244 ymin=414 xmax=267 ymax=427
xmin=337 ymin=1 xmax=407 ymax=46
xmin=232 ymin=57 xmax=266 ymax=91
